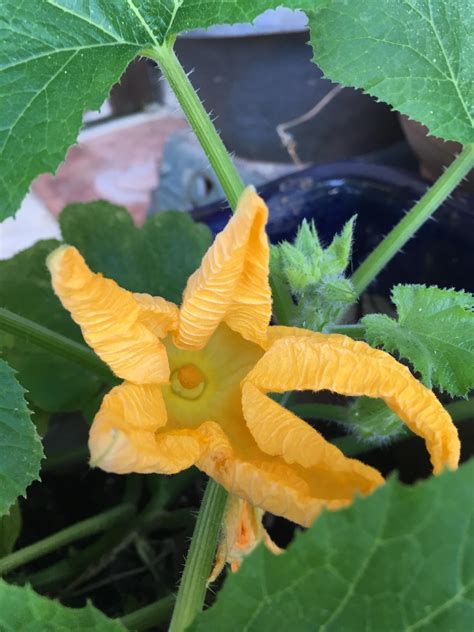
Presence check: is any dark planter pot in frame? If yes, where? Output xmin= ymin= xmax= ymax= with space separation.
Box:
xmin=175 ymin=32 xmax=403 ymax=163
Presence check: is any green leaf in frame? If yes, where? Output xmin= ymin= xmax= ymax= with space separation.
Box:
xmin=349 ymin=396 xmax=406 ymax=444
xmin=0 ymin=579 xmax=126 ymax=631
xmin=0 ymin=360 xmax=43 ymax=516
xmin=191 ymin=460 xmax=474 ymax=632
xmin=60 ymin=200 xmax=212 ymax=303
xmin=308 ymin=0 xmax=474 ymax=144
xmin=0 ymin=501 xmax=21 ymax=557
xmin=0 ymin=241 xmax=101 ymax=412
xmin=0 ymin=0 xmax=180 ymax=221
xmin=363 ymin=284 xmax=474 ymax=398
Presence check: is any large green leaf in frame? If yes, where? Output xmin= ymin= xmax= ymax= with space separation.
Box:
xmin=60 ymin=200 xmax=212 ymax=303
xmin=363 ymin=284 xmax=474 ymax=398
xmin=0 ymin=202 xmax=211 ymax=412
xmin=191 ymin=460 xmax=474 ymax=632
xmin=0 ymin=360 xmax=43 ymax=516
xmin=0 ymin=579 xmax=126 ymax=631
xmin=0 ymin=241 xmax=102 ymax=412
xmin=308 ymin=0 xmax=474 ymax=144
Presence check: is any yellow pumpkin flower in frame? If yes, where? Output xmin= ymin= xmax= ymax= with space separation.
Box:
xmin=47 ymin=187 xmax=460 ymax=528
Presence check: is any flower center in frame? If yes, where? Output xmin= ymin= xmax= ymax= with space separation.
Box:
xmin=171 ymin=364 xmax=206 ymax=400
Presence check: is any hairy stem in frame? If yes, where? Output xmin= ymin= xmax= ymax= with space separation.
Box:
xmin=352 ymin=144 xmax=474 ymax=295
xmin=0 ymin=503 xmax=134 ymax=576
xmin=146 ymin=43 xmax=243 ymax=210
xmin=0 ymin=307 xmax=115 ymax=382
xmin=168 ymin=479 xmax=228 ymax=632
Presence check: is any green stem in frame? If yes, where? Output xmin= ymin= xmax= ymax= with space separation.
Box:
xmin=146 ymin=43 xmax=244 ymax=210
xmin=0 ymin=503 xmax=134 ymax=576
xmin=121 ymin=594 xmax=175 ymax=631
xmin=0 ymin=307 xmax=115 ymax=382
xmin=169 ymin=479 xmax=228 ymax=632
xmin=270 ymin=275 xmax=296 ymax=325
xmin=351 ymin=144 xmax=474 ymax=295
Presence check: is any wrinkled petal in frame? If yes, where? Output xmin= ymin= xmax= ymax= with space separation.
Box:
xmin=133 ymin=293 xmax=179 ymax=338
xmin=245 ymin=333 xmax=460 ymax=474
xmin=209 ymin=495 xmax=282 ymax=582
xmin=176 ymin=187 xmax=271 ymax=350
xmin=48 ymin=246 xmax=178 ymax=383
xmin=89 ymin=381 xmax=205 ymax=474
xmin=242 ymin=381 xmax=383 ymax=487
xmin=197 ymin=421 xmax=351 ymax=527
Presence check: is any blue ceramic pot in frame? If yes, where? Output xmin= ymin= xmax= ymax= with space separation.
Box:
xmin=192 ymin=162 xmax=474 ymax=294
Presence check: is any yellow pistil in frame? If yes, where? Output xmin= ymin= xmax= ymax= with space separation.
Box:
xmin=171 ymin=364 xmax=206 ymax=399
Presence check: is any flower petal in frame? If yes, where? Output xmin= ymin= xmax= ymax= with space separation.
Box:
xmin=245 ymin=333 xmax=460 ymax=474
xmin=176 ymin=187 xmax=271 ymax=350
xmin=48 ymin=246 xmax=178 ymax=383
xmin=197 ymin=420 xmax=356 ymax=527
xmin=242 ymin=381 xmax=383 ymax=488
xmin=89 ymin=381 xmax=203 ymax=474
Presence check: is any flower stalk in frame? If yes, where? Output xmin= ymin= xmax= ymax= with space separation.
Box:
xmin=0 ymin=503 xmax=134 ymax=576
xmin=169 ymin=479 xmax=228 ymax=632
xmin=146 ymin=42 xmax=244 ymax=211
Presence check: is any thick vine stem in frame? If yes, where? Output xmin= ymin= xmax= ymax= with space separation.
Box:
xmin=0 ymin=307 xmax=115 ymax=382
xmin=169 ymin=479 xmax=228 ymax=632
xmin=0 ymin=503 xmax=134 ymax=576
xmin=352 ymin=144 xmax=474 ymax=295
